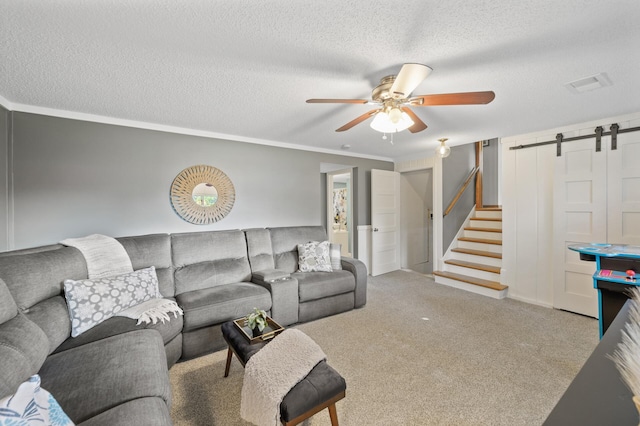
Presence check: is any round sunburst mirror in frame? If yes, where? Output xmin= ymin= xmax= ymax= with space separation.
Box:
xmin=170 ymin=165 xmax=235 ymax=224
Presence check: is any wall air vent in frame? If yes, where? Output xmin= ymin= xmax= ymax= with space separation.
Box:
xmin=565 ymin=73 xmax=612 ymax=94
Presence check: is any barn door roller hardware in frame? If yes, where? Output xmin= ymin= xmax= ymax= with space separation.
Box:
xmin=509 ymin=123 xmax=639 ymax=156
xmin=595 ymin=126 xmax=603 ymax=152
xmin=611 ymin=123 xmax=619 ymax=150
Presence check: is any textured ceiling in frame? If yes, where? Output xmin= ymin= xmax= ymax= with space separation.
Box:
xmin=2 ymin=1 xmax=640 ymax=161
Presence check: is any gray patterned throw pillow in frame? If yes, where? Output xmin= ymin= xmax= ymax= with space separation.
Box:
xmin=64 ymin=266 xmax=159 ymax=337
xmin=297 ymin=241 xmax=333 ymax=272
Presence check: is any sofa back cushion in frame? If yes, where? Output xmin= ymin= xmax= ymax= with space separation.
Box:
xmin=245 ymin=228 xmax=275 ymax=271
xmin=0 ymin=278 xmax=17 ymax=324
xmin=0 ymin=245 xmax=88 ymax=311
xmin=171 ymin=230 xmax=252 ymax=295
xmin=0 ymin=246 xmax=88 ymax=354
xmin=0 ymin=313 xmax=49 ymax=400
xmin=268 ymin=226 xmax=329 ymax=273
xmin=118 ymin=234 xmax=175 ymax=297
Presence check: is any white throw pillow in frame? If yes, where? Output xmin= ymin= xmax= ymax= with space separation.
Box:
xmin=297 ymin=241 xmax=332 ymax=272
xmin=64 ymin=266 xmax=160 ymax=337
xmin=330 ymin=243 xmax=342 ymax=270
xmin=0 ymin=374 xmax=74 ymax=425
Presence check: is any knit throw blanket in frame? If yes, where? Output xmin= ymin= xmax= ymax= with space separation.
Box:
xmin=60 ymin=234 xmax=182 ymax=325
xmin=60 ymin=234 xmax=133 ymax=279
xmin=116 ymin=297 xmax=183 ymax=325
xmin=240 ymin=329 xmax=326 ymax=426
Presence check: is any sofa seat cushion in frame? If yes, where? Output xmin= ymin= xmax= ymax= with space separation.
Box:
xmin=39 ymin=329 xmax=171 ymax=424
xmin=78 ymin=397 xmax=172 ymax=426
xmin=53 ymin=309 xmax=183 ymax=354
xmin=294 ymin=270 xmax=356 ymax=303
xmin=176 ymin=282 xmax=272 ymax=332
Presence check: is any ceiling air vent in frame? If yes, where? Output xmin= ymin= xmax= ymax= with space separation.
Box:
xmin=565 ymin=73 xmax=612 ymax=94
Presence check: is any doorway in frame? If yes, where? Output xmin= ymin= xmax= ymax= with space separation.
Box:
xmin=326 ymin=170 xmax=353 ymax=256
xmin=401 ymin=169 xmax=433 ymax=275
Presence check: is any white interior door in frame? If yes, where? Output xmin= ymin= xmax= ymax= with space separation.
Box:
xmin=608 ymin=132 xmax=640 ymax=244
xmin=371 ymin=169 xmax=401 ymax=276
xmin=553 ymin=138 xmax=607 ymax=317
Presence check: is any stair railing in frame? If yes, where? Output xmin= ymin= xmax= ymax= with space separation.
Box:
xmin=443 ymin=166 xmax=479 ymax=217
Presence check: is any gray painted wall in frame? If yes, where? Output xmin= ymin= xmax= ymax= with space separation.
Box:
xmin=442 ymin=142 xmax=476 ymax=251
xmin=0 ymin=106 xmax=8 ymax=252
xmin=483 ymin=138 xmax=499 ymax=206
xmin=3 ymin=112 xmax=392 ymax=250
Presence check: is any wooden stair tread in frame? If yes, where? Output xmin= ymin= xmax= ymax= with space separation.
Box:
xmin=445 ymin=259 xmax=500 ymax=274
xmin=471 ymin=217 xmax=502 ymax=222
xmin=464 ymin=227 xmax=502 ymax=233
xmin=476 ymin=207 xmax=502 ymax=211
xmin=458 ymin=237 xmax=502 ymax=245
xmin=433 ymin=271 xmax=508 ymax=291
xmin=452 ymin=248 xmax=502 ymax=259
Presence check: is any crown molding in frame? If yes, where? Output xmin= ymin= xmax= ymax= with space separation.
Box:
xmin=0 ymin=94 xmax=13 ymax=110
xmin=0 ymin=96 xmax=393 ymax=162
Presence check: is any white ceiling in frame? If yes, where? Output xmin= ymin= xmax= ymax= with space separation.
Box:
xmin=2 ymin=1 xmax=640 ymax=161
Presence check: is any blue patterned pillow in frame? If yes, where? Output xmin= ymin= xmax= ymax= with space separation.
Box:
xmin=64 ymin=266 xmax=160 ymax=337
xmin=0 ymin=374 xmax=74 ymax=425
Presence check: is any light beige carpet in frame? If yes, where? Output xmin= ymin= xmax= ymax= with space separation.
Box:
xmin=169 ymin=270 xmax=598 ymax=425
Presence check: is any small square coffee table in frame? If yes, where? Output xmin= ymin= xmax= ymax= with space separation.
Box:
xmin=223 ymin=316 xmax=284 ymax=377
xmin=232 ymin=315 xmax=284 ymax=345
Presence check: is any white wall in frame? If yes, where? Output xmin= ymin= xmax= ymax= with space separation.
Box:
xmin=501 ymin=110 xmax=640 ymax=307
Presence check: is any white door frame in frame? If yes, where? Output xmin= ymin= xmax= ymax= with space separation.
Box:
xmin=326 ymin=168 xmax=354 ymax=256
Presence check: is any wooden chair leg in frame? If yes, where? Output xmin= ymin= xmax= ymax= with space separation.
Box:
xmin=328 ymin=403 xmax=339 ymax=426
xmin=224 ymin=347 xmax=233 ymax=377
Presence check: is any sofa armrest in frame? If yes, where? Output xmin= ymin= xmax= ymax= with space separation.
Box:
xmin=251 ymin=269 xmax=299 ymax=326
xmin=340 ymin=257 xmax=368 ymax=308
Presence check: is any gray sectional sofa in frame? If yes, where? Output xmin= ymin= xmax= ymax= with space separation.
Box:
xmin=0 ymin=226 xmax=366 ymax=425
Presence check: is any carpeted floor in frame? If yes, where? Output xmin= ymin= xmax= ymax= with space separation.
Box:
xmin=169 ymin=270 xmax=598 ymax=425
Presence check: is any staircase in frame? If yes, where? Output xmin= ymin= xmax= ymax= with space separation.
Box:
xmin=433 ymin=207 xmax=508 ymax=299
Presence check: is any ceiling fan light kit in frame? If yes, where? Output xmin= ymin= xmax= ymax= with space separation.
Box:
xmin=370 ymin=108 xmax=414 ymax=133
xmin=306 ymin=63 xmax=495 ymax=138
xmin=436 ymin=138 xmax=451 ymax=158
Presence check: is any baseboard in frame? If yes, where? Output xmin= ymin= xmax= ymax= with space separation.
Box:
xmin=507 ymin=293 xmax=553 ymax=309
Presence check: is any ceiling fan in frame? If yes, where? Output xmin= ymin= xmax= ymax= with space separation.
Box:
xmin=306 ymin=63 xmax=495 ymax=134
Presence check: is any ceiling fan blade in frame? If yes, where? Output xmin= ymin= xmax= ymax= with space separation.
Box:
xmin=306 ymin=99 xmax=369 ymax=104
xmin=409 ymin=91 xmax=496 ymax=106
xmin=390 ymin=63 xmax=433 ymax=98
xmin=336 ymin=109 xmax=380 ymax=132
xmin=400 ymin=107 xmax=428 ymax=133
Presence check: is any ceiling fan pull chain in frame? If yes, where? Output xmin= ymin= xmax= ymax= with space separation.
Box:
xmin=382 ymin=133 xmax=387 ymax=140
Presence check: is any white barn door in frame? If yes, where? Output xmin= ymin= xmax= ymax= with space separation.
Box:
xmin=371 ymin=169 xmax=401 ymax=276
xmin=608 ymin=132 xmax=640 ymax=245
xmin=553 ymin=138 xmax=606 ymax=317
